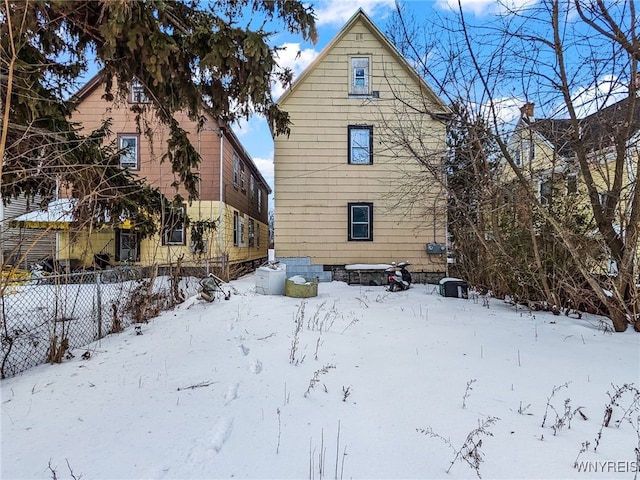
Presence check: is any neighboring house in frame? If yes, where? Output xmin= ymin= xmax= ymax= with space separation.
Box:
xmin=31 ymin=73 xmax=271 ymax=272
xmin=509 ymin=98 xmax=639 ymax=274
xmin=272 ymin=9 xmax=451 ymax=283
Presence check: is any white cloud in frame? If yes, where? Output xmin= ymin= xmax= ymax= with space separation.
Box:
xmin=252 ymin=154 xmax=275 ymax=193
xmin=231 ymin=116 xmax=253 ymax=138
xmin=313 ymin=0 xmax=395 ymax=26
xmin=566 ymin=75 xmax=628 ymax=118
xmin=272 ymin=43 xmax=320 ymax=99
xmin=434 ymin=0 xmax=537 ymax=16
xmin=490 ymin=96 xmax=526 ymax=126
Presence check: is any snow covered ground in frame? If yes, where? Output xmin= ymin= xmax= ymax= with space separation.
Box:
xmin=1 ymin=274 xmax=639 ymax=479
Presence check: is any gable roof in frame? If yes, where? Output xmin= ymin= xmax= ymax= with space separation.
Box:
xmin=527 ymin=96 xmax=640 ymax=157
xmin=277 ymin=9 xmax=450 ymax=118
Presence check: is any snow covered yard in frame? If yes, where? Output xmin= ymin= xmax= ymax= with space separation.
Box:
xmin=1 ymin=274 xmax=639 ymax=479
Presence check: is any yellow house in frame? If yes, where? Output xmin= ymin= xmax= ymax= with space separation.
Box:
xmin=30 ymin=73 xmax=271 ymax=275
xmin=508 ymin=99 xmax=639 ymax=275
xmin=273 ymin=9 xmax=451 ymax=283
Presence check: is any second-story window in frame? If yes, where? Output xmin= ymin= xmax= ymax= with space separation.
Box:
xmin=118 ymin=134 xmax=139 ymax=169
xmin=240 ymin=165 xmax=246 ymax=192
xmin=348 ymin=126 xmax=373 ymax=164
xmin=258 ymin=189 xmax=262 ymax=212
xmin=233 ymin=155 xmax=239 ymax=187
xmin=250 ymin=174 xmax=255 ymax=201
xmin=351 ymin=57 xmax=370 ymax=95
xmin=130 ymin=78 xmax=148 ymax=103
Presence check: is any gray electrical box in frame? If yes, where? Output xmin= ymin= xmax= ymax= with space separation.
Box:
xmin=426 ymin=242 xmax=446 ymax=254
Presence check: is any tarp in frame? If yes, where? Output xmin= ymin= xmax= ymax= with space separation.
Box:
xmin=10 ymin=199 xmax=134 ymax=230
xmin=10 ymin=199 xmax=76 ymax=230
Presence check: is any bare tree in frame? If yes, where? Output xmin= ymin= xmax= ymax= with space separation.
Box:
xmin=384 ymin=0 xmax=639 ymax=331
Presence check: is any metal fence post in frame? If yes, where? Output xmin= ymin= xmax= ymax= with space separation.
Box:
xmin=96 ymin=272 xmax=102 ymax=339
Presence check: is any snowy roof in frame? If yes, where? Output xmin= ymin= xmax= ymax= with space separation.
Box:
xmin=10 ymin=199 xmax=76 ymax=230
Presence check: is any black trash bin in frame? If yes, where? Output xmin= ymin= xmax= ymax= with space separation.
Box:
xmin=439 ymin=278 xmax=468 ymax=298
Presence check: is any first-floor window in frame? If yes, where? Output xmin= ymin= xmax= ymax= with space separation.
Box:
xmin=233 ymin=211 xmax=246 ymax=246
xmin=348 ymin=202 xmax=373 ymax=241
xmin=248 ymin=218 xmax=255 ymax=247
xmin=539 ymin=179 xmax=552 ymax=205
xmin=233 ymin=211 xmax=239 ymax=246
xmin=257 ymin=223 xmax=261 ymax=247
xmin=115 ymin=229 xmax=140 ymax=262
xmin=162 ymin=206 xmax=186 ymax=245
xmin=118 ymin=134 xmax=139 ymax=169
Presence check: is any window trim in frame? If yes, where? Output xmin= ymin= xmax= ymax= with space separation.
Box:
xmin=118 ymin=134 xmax=140 ymax=170
xmin=348 ymin=126 xmax=373 ymax=165
xmin=347 ymin=202 xmax=373 ymax=241
xmin=115 ymin=229 xmax=140 ymax=262
xmin=233 ymin=155 xmax=240 ymax=187
xmin=350 ymin=56 xmax=370 ymax=96
xmin=129 ymin=77 xmax=149 ymax=104
xmin=233 ymin=211 xmax=239 ymax=246
xmin=248 ymin=218 xmax=255 ymax=247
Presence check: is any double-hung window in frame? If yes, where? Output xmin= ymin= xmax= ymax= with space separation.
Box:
xmin=348 ymin=202 xmax=373 ymax=241
xmin=162 ymin=206 xmax=186 ymax=246
xmin=234 ymin=211 xmax=246 ymax=246
xmin=348 ymin=126 xmax=373 ymax=164
xmin=118 ymin=135 xmax=139 ymax=169
xmin=248 ymin=218 xmax=255 ymax=247
xmin=130 ymin=78 xmax=148 ymax=103
xmin=351 ymin=57 xmax=370 ymax=95
xmin=233 ymin=155 xmax=239 ymax=187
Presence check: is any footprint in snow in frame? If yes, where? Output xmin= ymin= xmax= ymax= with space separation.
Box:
xmin=237 ymin=344 xmax=249 ymax=356
xmin=211 ymin=417 xmax=234 ymax=453
xmin=249 ymin=359 xmax=263 ymax=374
xmin=225 ymin=382 xmax=239 ymax=405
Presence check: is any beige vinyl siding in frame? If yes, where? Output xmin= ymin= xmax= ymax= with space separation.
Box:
xmin=274 ymin=17 xmax=447 ymax=271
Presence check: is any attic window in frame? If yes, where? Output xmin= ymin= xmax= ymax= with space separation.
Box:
xmin=350 ymin=57 xmax=370 ymax=95
xmin=355 ymin=33 xmax=364 ymax=41
xmin=130 ymin=78 xmax=148 ymax=103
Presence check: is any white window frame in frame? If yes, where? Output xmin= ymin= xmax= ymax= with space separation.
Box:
xmin=233 ymin=155 xmax=239 ymax=187
xmin=258 ymin=189 xmax=262 ymax=211
xmin=539 ymin=179 xmax=552 ymax=206
xmin=118 ymin=135 xmax=139 ymax=169
xmin=130 ymin=78 xmax=148 ymax=103
xmin=351 ymin=57 xmax=370 ymax=95
xmin=348 ymin=202 xmax=373 ymax=241
xmin=248 ymin=218 xmax=255 ymax=247
xmin=239 ymin=215 xmax=246 ymax=246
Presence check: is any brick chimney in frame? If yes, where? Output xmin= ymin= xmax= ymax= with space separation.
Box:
xmin=520 ymin=102 xmax=535 ymax=119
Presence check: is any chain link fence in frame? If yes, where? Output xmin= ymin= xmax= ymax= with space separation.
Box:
xmin=0 ymin=266 xmax=201 ymax=378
